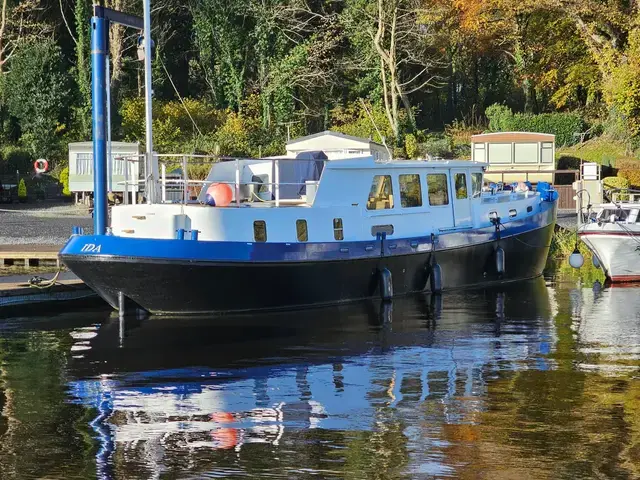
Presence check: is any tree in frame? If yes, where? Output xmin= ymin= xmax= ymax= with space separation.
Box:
xmin=342 ymin=0 xmax=444 ymax=139
xmin=17 ymin=177 xmax=26 ymax=199
xmin=0 ymin=0 xmax=51 ymax=73
xmin=4 ymin=40 xmax=71 ymax=159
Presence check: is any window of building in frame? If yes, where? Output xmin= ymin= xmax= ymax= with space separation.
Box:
xmin=427 ymin=174 xmax=449 ymax=206
xmin=296 ymin=219 xmax=308 ymax=242
xmin=333 ymin=218 xmax=344 ymax=240
xmin=399 ymin=174 xmax=422 ymax=208
xmin=77 ymin=153 xmax=93 ymax=175
xmin=514 ymin=143 xmax=538 ymax=164
xmin=454 ymin=173 xmax=468 ymax=199
xmin=541 ymin=142 xmax=554 ymax=163
xmin=253 ymin=220 xmax=267 ymax=242
xmin=366 ymin=175 xmax=394 ymax=210
xmin=488 ymin=143 xmax=512 ymax=164
xmin=471 ymin=173 xmax=483 ymax=198
xmin=473 ymin=143 xmax=486 ymax=162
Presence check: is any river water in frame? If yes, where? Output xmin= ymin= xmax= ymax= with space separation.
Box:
xmin=1 ymin=266 xmax=639 ymax=479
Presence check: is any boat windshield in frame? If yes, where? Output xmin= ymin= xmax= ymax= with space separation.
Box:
xmin=598 ymin=208 xmax=631 ymax=222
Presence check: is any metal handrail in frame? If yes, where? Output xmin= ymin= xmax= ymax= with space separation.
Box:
xmin=113 ymin=153 xmax=325 ymax=207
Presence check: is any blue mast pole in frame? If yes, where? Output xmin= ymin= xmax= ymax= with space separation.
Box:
xmin=91 ymin=12 xmax=108 ymax=235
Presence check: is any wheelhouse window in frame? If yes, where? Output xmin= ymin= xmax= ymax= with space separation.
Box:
xmin=333 ymin=218 xmax=344 ymax=240
xmin=399 ymin=174 xmax=422 ymax=208
xmin=366 ymin=175 xmax=394 ymax=210
xmin=454 ymin=173 xmax=468 ymax=199
xmin=253 ymin=220 xmax=267 ymax=242
xmin=296 ymin=219 xmax=308 ymax=242
xmin=471 ymin=173 xmax=483 ymax=198
xmin=427 ymin=174 xmax=449 ymax=206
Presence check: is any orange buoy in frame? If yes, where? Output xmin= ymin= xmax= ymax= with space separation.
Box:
xmin=205 ymin=183 xmax=233 ymax=206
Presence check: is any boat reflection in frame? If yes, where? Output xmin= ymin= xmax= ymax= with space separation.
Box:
xmin=572 ymin=282 xmax=640 ymax=371
xmin=66 ymin=279 xmax=557 ymax=477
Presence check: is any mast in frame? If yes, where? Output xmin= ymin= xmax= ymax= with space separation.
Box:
xmin=142 ymin=0 xmax=155 ymax=203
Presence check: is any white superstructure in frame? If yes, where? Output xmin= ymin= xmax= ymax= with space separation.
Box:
xmin=111 ymin=156 xmax=540 ymax=244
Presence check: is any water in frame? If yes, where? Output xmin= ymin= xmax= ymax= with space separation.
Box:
xmin=1 ymin=268 xmax=640 ymax=479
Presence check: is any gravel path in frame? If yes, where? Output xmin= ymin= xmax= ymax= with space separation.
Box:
xmin=0 ymin=203 xmax=93 ymax=246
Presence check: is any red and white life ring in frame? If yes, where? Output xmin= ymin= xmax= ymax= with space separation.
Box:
xmin=34 ymin=159 xmax=48 ymax=173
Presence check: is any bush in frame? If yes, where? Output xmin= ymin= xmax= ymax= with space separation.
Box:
xmin=404 ymin=133 xmax=418 ymax=159
xmin=602 ymin=176 xmax=630 ymax=190
xmin=418 ymin=134 xmax=452 ymax=158
xmin=613 ymin=157 xmax=640 ymax=170
xmin=59 ymin=166 xmax=70 ymax=196
xmin=18 ymin=178 xmax=27 ymax=198
xmin=484 ymin=103 xmax=586 ymax=146
xmin=618 ymin=169 xmax=640 ymax=188
xmin=556 ymin=155 xmax=581 ymax=170
xmin=485 ymin=104 xmax=513 ymax=132
xmin=1 ymin=145 xmax=33 ymax=174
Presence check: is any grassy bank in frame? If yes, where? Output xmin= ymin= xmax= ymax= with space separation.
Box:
xmin=549 ymin=228 xmax=592 ymax=259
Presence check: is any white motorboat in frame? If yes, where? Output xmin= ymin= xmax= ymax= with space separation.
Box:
xmin=578 ymin=190 xmax=640 ymax=282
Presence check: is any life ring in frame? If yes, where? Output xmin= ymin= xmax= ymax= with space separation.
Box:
xmin=34 ymin=159 xmax=48 ymax=173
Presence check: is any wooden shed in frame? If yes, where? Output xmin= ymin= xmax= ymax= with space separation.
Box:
xmin=471 ymin=132 xmax=555 ymax=184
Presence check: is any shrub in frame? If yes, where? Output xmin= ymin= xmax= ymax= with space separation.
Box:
xmin=485 ymin=104 xmax=513 ymax=132
xmin=556 ymin=155 xmax=581 ymax=170
xmin=1 ymin=145 xmax=33 ymax=174
xmin=618 ymin=169 xmax=640 ymax=188
xmin=60 ymin=166 xmax=70 ymax=196
xmin=18 ymin=178 xmax=27 ymax=198
xmin=330 ymin=100 xmax=402 ymax=145
xmin=484 ymin=103 xmax=586 ymax=146
xmin=419 ymin=135 xmax=452 ymax=159
xmin=602 ymin=176 xmax=630 ymax=190
xmin=613 ymin=157 xmax=640 ymax=170
xmin=404 ymin=133 xmax=418 ymax=159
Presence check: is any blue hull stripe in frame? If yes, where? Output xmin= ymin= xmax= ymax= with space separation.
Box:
xmin=60 ymin=201 xmax=556 ymax=263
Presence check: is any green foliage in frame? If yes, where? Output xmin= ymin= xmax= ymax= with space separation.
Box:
xmin=3 ymin=40 xmax=71 ymax=158
xmin=330 ymin=100 xmax=400 ymax=145
xmin=557 ymin=138 xmax=630 ymax=167
xmin=418 ymin=134 xmax=452 ymax=159
xmin=485 ymin=104 xmax=513 ymax=132
xmin=60 ymin=167 xmax=70 ymax=196
xmin=604 ymin=30 xmax=640 ymax=137
xmin=18 ymin=178 xmax=27 ymax=198
xmin=485 ymin=103 xmax=585 ymax=146
xmin=618 ymin=170 xmax=640 ymax=188
xmin=602 ymin=176 xmax=630 ymax=190
xmin=550 ymin=228 xmax=593 ymax=260
xmin=1 ymin=146 xmax=32 ymax=174
xmin=121 ymin=97 xmax=222 ymax=153
xmin=404 ymin=134 xmax=418 ymax=159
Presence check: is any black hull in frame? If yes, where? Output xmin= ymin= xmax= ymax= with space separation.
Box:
xmin=61 ymin=223 xmax=554 ymax=315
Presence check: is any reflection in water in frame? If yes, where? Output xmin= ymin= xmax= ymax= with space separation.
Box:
xmin=66 ymin=280 xmax=557 ymax=478
xmin=0 ymin=276 xmax=640 ymax=478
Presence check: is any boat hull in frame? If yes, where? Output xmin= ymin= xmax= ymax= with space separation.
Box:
xmin=60 ymin=223 xmax=555 ymax=314
xmin=579 ymin=229 xmax=640 ymax=282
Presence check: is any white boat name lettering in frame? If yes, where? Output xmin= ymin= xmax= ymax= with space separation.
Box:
xmin=81 ymin=243 xmax=102 ymax=253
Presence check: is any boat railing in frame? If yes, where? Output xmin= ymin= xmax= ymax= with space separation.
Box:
xmin=608 ymin=189 xmax=640 ymax=204
xmin=112 ymin=153 xmax=326 ymax=207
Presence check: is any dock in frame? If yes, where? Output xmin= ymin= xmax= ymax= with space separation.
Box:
xmin=0 ymin=271 xmax=101 ymax=316
xmin=0 ymin=245 xmax=61 ymax=268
